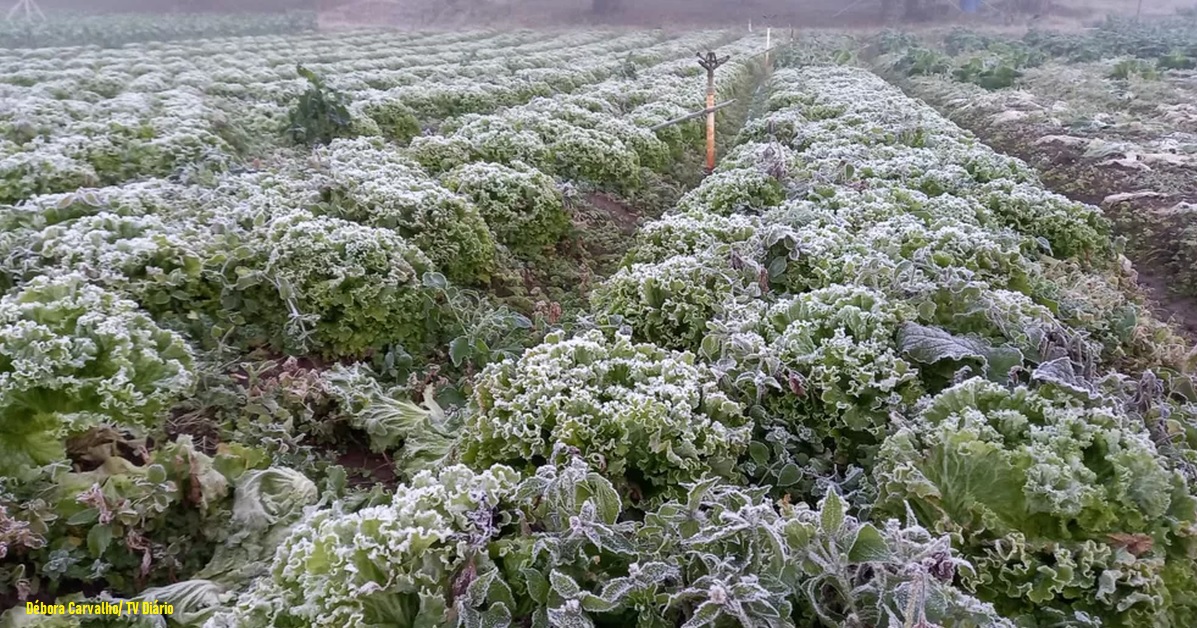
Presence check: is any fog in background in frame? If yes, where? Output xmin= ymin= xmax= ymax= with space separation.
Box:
xmin=13 ymin=0 xmax=1192 ymax=31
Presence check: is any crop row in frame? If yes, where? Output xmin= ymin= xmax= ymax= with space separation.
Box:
xmin=8 ymin=24 xmax=1194 ymax=624
xmin=868 ymin=26 xmax=1197 ymax=312
xmin=0 ymin=29 xmax=707 ymax=101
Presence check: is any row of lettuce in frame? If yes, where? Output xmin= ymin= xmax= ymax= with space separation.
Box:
xmin=0 ymin=32 xmax=764 ymax=355
xmin=0 ymin=35 xmax=769 ymax=620
xmin=0 ymin=29 xmax=736 ymax=204
xmin=0 ymin=11 xmax=318 ymax=50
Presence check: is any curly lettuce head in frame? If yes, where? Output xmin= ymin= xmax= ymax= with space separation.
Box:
xmin=441 ymin=161 xmax=567 ymax=249
xmin=262 ymin=213 xmax=438 ymax=358
xmin=760 ymin=285 xmax=922 ymax=460
xmin=625 ymin=210 xmax=759 ymax=266
xmin=211 ymin=464 xmax=518 ymax=628
xmin=0 ymin=274 xmax=194 ymax=473
xmin=315 ymin=139 xmax=496 ymax=285
xmin=462 ymin=330 xmax=750 ymax=498
xmin=675 ymin=168 xmax=785 ymax=217
xmin=548 ymin=126 xmax=641 ymax=189
xmin=590 ymin=249 xmax=762 ymax=352
xmin=875 ymin=377 xmax=1197 ymax=625
xmin=976 ymin=181 xmax=1112 ymax=261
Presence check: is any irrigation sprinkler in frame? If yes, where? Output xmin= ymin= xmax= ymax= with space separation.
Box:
xmin=6 ymin=0 xmax=45 ymax=22
xmin=642 ymin=52 xmax=742 ymax=175
xmin=697 ymin=51 xmax=730 ymax=173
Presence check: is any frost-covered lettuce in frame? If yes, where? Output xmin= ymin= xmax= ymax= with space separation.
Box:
xmin=462 ymin=330 xmax=751 ymax=497
xmin=200 ymin=455 xmax=1008 ymax=628
xmin=756 ymin=65 xmax=1113 ymax=263
xmin=352 ymin=99 xmax=420 ymax=144
xmin=16 ymin=463 xmax=321 ymax=627
xmin=11 ymin=212 xmax=211 ymax=318
xmin=759 ymin=208 xmax=1035 ymax=300
xmin=520 ymin=99 xmax=670 ymax=171
xmin=715 ymin=141 xmax=802 ymax=177
xmin=624 ymin=210 xmax=759 ymax=265
xmin=547 ymin=127 xmax=641 ymax=189
xmin=976 ymin=180 xmax=1111 ymax=260
xmin=440 ymin=161 xmax=568 ymax=248
xmin=256 ymin=213 xmax=439 ymax=358
xmin=2 ymin=33 xmax=1191 ymax=628
xmin=0 ymin=148 xmax=100 ymax=205
xmin=314 ymin=138 xmax=496 ymax=285
xmin=596 ymin=207 xmax=766 ymax=350
xmin=406 ymin=135 xmax=474 ymax=174
xmin=715 ymin=285 xmax=922 ymax=495
xmin=759 ymin=286 xmax=921 ymax=445
xmin=675 ymin=168 xmax=786 ymax=216
xmin=208 ymin=465 xmax=519 ymax=627
xmin=875 ymin=378 xmax=1197 ymax=625
xmin=0 ymin=436 xmax=270 ymax=596
xmin=0 ymin=274 xmax=194 ymax=472
xmin=435 ymin=100 xmax=652 ymax=189
xmin=590 ymin=249 xmax=761 ymax=351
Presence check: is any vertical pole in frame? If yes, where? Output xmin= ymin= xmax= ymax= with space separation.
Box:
xmin=697 ymin=52 xmax=730 ymax=175
xmin=1135 ymin=0 xmax=1143 ymax=20
xmin=705 ymin=66 xmax=717 ymax=173
xmin=749 ymin=18 xmax=753 ymax=32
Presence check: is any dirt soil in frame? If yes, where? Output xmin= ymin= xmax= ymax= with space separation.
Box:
xmin=336 ymin=447 xmax=400 ymax=486
xmin=584 ymin=191 xmax=641 ymax=235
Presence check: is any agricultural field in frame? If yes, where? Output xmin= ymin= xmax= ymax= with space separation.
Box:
xmin=3 ymin=12 xmax=1197 ymax=628
xmin=866 ymin=15 xmax=1197 ymax=333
